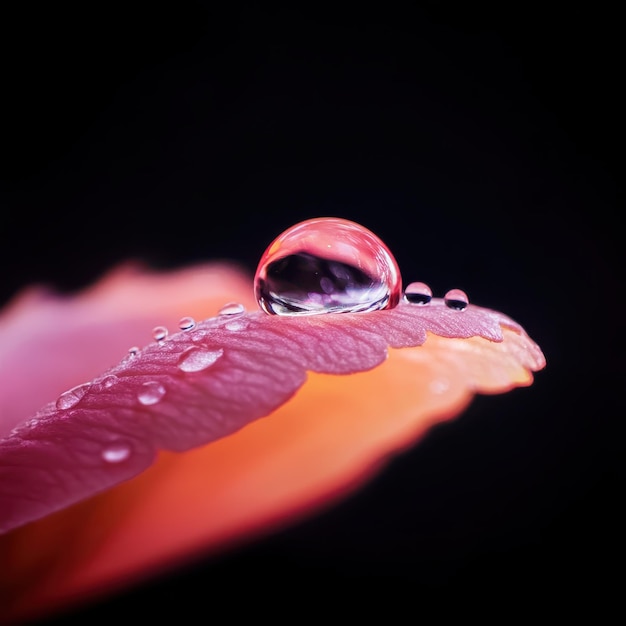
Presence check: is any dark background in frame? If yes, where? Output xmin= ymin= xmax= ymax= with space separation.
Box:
xmin=1 ymin=2 xmax=623 ymax=618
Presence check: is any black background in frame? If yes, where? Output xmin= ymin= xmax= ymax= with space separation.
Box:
xmin=1 ymin=2 xmax=623 ymax=619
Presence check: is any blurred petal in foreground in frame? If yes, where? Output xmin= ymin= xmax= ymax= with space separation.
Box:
xmin=0 ymin=261 xmax=545 ymax=623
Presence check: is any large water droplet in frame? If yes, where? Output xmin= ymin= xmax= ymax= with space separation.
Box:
xmin=102 ymin=442 xmax=132 ymax=464
xmin=444 ymin=288 xmax=469 ymax=310
xmin=178 ymin=347 xmax=224 ymax=372
xmin=404 ymin=281 xmax=432 ymax=305
xmin=254 ymin=217 xmax=402 ymax=315
xmin=218 ymin=302 xmax=246 ymax=316
xmin=178 ymin=316 xmax=196 ymax=331
xmin=137 ymin=381 xmax=166 ymax=405
xmin=56 ymin=383 xmax=91 ymax=410
xmin=152 ymin=326 xmax=168 ymax=342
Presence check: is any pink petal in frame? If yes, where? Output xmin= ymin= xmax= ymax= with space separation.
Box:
xmin=0 ymin=290 xmax=543 ymax=535
xmin=0 ymin=261 xmax=255 ymax=436
xmin=0 ymin=261 xmax=545 ymax=622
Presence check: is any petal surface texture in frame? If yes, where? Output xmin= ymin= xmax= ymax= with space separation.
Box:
xmin=0 ymin=262 xmax=545 ymax=622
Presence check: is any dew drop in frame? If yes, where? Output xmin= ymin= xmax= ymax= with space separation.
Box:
xmin=403 ymin=281 xmax=432 ymax=305
xmin=225 ymin=319 xmax=248 ymax=331
xmin=56 ymin=383 xmax=91 ymax=410
xmin=101 ymin=442 xmax=131 ymax=464
xmin=101 ymin=375 xmax=118 ymax=389
xmin=137 ymin=381 xmax=166 ymax=405
xmin=128 ymin=346 xmax=140 ymax=357
xmin=444 ymin=288 xmax=469 ymax=310
xmin=178 ymin=316 xmax=196 ymax=331
xmin=178 ymin=347 xmax=224 ymax=372
xmin=254 ymin=217 xmax=402 ymax=315
xmin=152 ymin=326 xmax=168 ymax=342
xmin=218 ymin=302 xmax=246 ymax=316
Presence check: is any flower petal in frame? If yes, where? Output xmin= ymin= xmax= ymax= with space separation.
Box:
xmin=0 ymin=262 xmax=545 ymax=622
xmin=0 ymin=261 xmax=255 ymax=437
xmin=0 ymin=297 xmax=543 ymax=535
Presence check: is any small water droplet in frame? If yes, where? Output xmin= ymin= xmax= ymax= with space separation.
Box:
xmin=444 ymin=288 xmax=469 ymax=310
xmin=218 ymin=302 xmax=246 ymax=316
xmin=178 ymin=316 xmax=196 ymax=330
xmin=101 ymin=375 xmax=118 ymax=389
xmin=102 ymin=442 xmax=131 ymax=463
xmin=152 ymin=326 xmax=168 ymax=342
xmin=137 ymin=381 xmax=166 ymax=405
xmin=128 ymin=346 xmax=140 ymax=357
xmin=404 ymin=282 xmax=432 ymax=305
xmin=178 ymin=347 xmax=224 ymax=372
xmin=56 ymin=383 xmax=91 ymax=410
xmin=254 ymin=217 xmax=402 ymax=315
xmin=225 ymin=319 xmax=248 ymax=331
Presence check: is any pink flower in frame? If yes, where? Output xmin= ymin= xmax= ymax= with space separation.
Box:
xmin=0 ymin=241 xmax=545 ymax=622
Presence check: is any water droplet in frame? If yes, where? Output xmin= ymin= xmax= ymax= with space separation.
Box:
xmin=218 ymin=302 xmax=246 ymax=316
xmin=404 ymin=282 xmax=432 ymax=305
xmin=152 ymin=326 xmax=168 ymax=342
xmin=444 ymin=288 xmax=469 ymax=310
xmin=225 ymin=319 xmax=248 ymax=331
xmin=101 ymin=375 xmax=118 ymax=389
xmin=137 ymin=381 xmax=166 ymax=405
xmin=254 ymin=217 xmax=402 ymax=315
xmin=102 ymin=442 xmax=131 ymax=463
xmin=178 ymin=347 xmax=224 ymax=372
xmin=178 ymin=316 xmax=196 ymax=330
xmin=128 ymin=346 xmax=140 ymax=357
xmin=56 ymin=383 xmax=91 ymax=410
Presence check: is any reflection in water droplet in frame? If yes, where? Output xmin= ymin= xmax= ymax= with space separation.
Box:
xmin=56 ymin=383 xmax=91 ymax=410
xmin=152 ymin=326 xmax=168 ymax=342
xmin=101 ymin=375 xmax=118 ymax=389
xmin=137 ymin=381 xmax=166 ymax=405
xmin=178 ymin=347 xmax=224 ymax=372
xmin=254 ymin=217 xmax=402 ymax=315
xmin=178 ymin=316 xmax=196 ymax=331
xmin=218 ymin=302 xmax=246 ymax=316
xmin=102 ymin=442 xmax=131 ymax=463
xmin=404 ymin=282 xmax=432 ymax=305
xmin=128 ymin=346 xmax=140 ymax=357
xmin=444 ymin=288 xmax=469 ymax=310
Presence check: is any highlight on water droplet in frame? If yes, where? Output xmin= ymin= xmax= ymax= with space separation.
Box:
xmin=127 ymin=346 xmax=140 ymax=357
xmin=178 ymin=346 xmax=224 ymax=373
xmin=254 ymin=217 xmax=402 ymax=315
xmin=444 ymin=288 xmax=469 ymax=310
xmin=101 ymin=441 xmax=132 ymax=464
xmin=403 ymin=281 xmax=432 ymax=305
xmin=152 ymin=326 xmax=168 ymax=342
xmin=178 ymin=316 xmax=196 ymax=331
xmin=55 ymin=382 xmax=91 ymax=410
xmin=218 ymin=302 xmax=246 ymax=316
xmin=137 ymin=381 xmax=166 ymax=405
